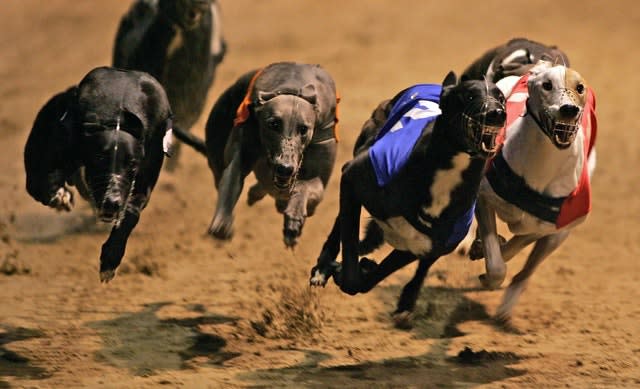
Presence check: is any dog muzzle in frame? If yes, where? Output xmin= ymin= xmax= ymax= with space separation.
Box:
xmin=539 ymin=109 xmax=582 ymax=149
xmin=462 ymin=113 xmax=504 ymax=156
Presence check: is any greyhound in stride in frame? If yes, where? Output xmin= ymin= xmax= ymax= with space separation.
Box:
xmin=469 ymin=60 xmax=597 ymax=324
xmin=462 ymin=37 xmax=570 ymax=83
xmin=24 ymin=67 xmax=173 ymax=282
xmin=309 ymin=72 xmax=506 ymax=324
xmin=113 ymin=0 xmax=226 ymax=170
xmin=173 ymin=62 xmax=339 ymax=247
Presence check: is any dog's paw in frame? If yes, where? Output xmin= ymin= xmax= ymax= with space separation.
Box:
xmin=468 ymin=238 xmax=485 ymax=260
xmin=309 ymin=261 xmax=341 ymax=287
xmin=48 ymin=187 xmax=74 ymax=212
xmin=208 ymin=215 xmax=234 ymax=241
xmin=247 ymin=184 xmax=267 ymax=206
xmin=392 ymin=310 xmax=414 ymax=330
xmin=478 ymin=271 xmax=505 ymax=290
xmin=100 ymin=269 xmax=116 ymax=283
xmin=283 ymin=216 xmax=305 ymax=248
xmin=100 ymin=242 xmax=125 ymax=283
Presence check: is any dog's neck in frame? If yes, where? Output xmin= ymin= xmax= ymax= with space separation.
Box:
xmin=501 ymin=110 xmax=585 ymax=197
xmin=411 ymin=123 xmax=486 ymax=218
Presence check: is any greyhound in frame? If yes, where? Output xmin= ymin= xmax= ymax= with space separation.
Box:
xmin=462 ymin=38 xmax=570 ymax=83
xmin=24 ymin=66 xmax=173 ymax=282
xmin=470 ymin=60 xmax=597 ymax=324
xmin=309 ymin=72 xmax=506 ymax=324
xmin=113 ymin=0 xmax=226 ymax=170
xmin=172 ymin=62 xmax=339 ymax=247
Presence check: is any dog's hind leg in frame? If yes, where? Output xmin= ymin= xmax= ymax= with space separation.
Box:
xmin=501 ymin=234 xmax=540 ymax=262
xmin=495 ymin=230 xmax=570 ymax=324
xmin=393 ymin=255 xmax=438 ymax=328
xmin=475 ymin=194 xmax=507 ymax=289
xmin=356 ymin=249 xmax=417 ymax=294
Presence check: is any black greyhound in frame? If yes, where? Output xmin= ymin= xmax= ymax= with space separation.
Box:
xmin=24 ymin=67 xmax=173 ymax=282
xmin=310 ymin=72 xmax=506 ymax=324
xmin=461 ymin=37 xmax=569 ymax=83
xmin=113 ymin=0 xmax=226 ymax=170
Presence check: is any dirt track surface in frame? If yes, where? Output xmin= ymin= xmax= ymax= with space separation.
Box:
xmin=1 ymin=1 xmax=639 ymax=388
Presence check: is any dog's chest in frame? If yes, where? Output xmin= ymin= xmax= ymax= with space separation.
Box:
xmin=372 ymin=153 xmax=472 ymax=255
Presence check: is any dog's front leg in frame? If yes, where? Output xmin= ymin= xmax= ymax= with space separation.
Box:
xmin=99 ymin=207 xmax=140 ymax=283
xmin=208 ymin=135 xmax=251 ymax=240
xmin=310 ymin=215 xmax=341 ymax=287
xmin=282 ymin=177 xmax=324 ymax=247
xmin=335 ymin=173 xmax=365 ymax=295
xmin=475 ymin=192 xmax=507 ymax=289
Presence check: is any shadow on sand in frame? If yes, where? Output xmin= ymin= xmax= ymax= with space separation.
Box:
xmin=241 ymin=285 xmax=526 ymax=388
xmin=87 ymin=302 xmax=241 ymax=376
xmin=10 ymin=208 xmax=109 ymax=244
xmin=0 ymin=325 xmax=50 ymax=387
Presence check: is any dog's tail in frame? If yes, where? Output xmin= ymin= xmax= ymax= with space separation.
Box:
xmin=358 ymin=219 xmax=385 ymax=255
xmin=172 ymin=126 xmax=207 ymax=156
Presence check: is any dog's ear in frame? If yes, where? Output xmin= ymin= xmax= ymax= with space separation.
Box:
xmin=299 ymin=83 xmax=317 ymax=105
xmin=442 ymin=71 xmax=458 ymax=87
xmin=257 ymin=91 xmax=277 ymax=105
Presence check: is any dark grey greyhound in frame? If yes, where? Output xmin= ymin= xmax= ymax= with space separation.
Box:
xmin=462 ymin=37 xmax=569 ymax=83
xmin=113 ymin=0 xmax=226 ymax=170
xmin=309 ymin=72 xmax=506 ymax=325
xmin=24 ymin=66 xmax=173 ymax=282
xmin=173 ymin=62 xmax=339 ymax=247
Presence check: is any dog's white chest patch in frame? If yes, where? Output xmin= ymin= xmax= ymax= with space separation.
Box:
xmin=374 ymin=217 xmax=432 ymax=255
xmin=420 ymin=153 xmax=471 ymax=225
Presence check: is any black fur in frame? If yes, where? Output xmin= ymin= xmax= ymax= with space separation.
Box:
xmin=462 ymin=37 xmax=570 ymax=82
xmin=310 ymin=72 xmax=506 ymax=322
xmin=24 ymin=66 xmax=172 ymax=282
xmin=113 ymin=0 xmax=226 ymax=169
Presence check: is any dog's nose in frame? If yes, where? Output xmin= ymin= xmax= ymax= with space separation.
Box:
xmin=485 ymin=108 xmax=506 ymax=126
xmin=102 ymin=196 xmax=122 ymax=216
xmin=274 ymin=163 xmax=295 ymax=177
xmin=559 ymin=104 xmax=580 ymax=118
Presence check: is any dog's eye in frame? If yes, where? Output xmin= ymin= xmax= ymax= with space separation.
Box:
xmin=576 ymin=83 xmax=585 ymax=94
xmin=298 ymin=124 xmax=309 ymax=136
xmin=542 ymin=81 xmax=553 ymax=91
xmin=266 ymin=118 xmax=280 ymax=131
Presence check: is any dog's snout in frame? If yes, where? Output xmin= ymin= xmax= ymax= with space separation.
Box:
xmin=102 ymin=196 xmax=122 ymax=214
xmin=275 ymin=163 xmax=295 ymax=177
xmin=559 ymin=104 xmax=580 ymax=118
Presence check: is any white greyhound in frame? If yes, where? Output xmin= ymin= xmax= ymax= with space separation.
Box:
xmin=471 ymin=60 xmax=597 ymax=324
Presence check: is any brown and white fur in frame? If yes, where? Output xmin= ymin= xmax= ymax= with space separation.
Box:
xmin=472 ymin=60 xmax=596 ymax=324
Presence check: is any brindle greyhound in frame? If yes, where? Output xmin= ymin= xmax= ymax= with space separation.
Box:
xmin=113 ymin=0 xmax=226 ymax=170
xmin=462 ymin=38 xmax=570 ymax=83
xmin=470 ymin=60 xmax=597 ymax=324
xmin=24 ymin=67 xmax=173 ymax=282
xmin=172 ymin=62 xmax=339 ymax=247
xmin=309 ymin=72 xmax=506 ymax=324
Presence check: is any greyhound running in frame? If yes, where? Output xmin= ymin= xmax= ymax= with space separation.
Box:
xmin=471 ymin=60 xmax=597 ymax=324
xmin=309 ymin=72 xmax=506 ymax=324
